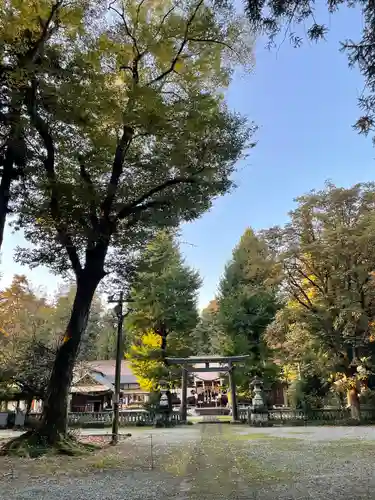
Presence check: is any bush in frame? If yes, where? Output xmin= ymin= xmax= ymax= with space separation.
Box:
xmin=135 ymin=420 xmax=147 ymax=427
xmin=359 ymin=388 xmax=375 ymax=406
xmin=288 ymin=376 xmax=331 ymax=411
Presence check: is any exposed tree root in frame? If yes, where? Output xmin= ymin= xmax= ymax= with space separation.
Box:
xmin=0 ymin=431 xmax=100 ymax=458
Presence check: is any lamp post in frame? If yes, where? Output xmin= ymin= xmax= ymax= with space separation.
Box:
xmin=108 ymin=291 xmax=126 ymax=445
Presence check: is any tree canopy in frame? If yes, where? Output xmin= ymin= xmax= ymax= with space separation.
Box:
xmin=14 ymin=0 xmax=253 ymax=282
xmin=263 ymin=182 xmax=375 ymax=410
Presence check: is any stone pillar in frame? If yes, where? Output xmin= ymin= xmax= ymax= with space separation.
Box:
xmin=180 ymin=366 xmax=188 ymax=422
xmin=228 ymin=362 xmax=238 ymax=422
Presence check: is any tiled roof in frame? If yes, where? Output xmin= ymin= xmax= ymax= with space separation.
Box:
xmin=71 ymin=385 xmax=111 ymax=394
xmin=87 ymin=360 xmax=138 ymax=384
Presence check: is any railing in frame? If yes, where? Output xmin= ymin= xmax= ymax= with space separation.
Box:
xmin=27 ymin=405 xmax=375 ymax=428
xmin=268 ymin=408 xmax=306 ymax=423
xmin=69 ymin=411 xmax=112 ymax=425
xmin=25 ymin=410 xmax=184 ymax=427
xmin=238 ymin=407 xmax=248 ymax=423
xmin=238 ymin=405 xmax=375 ymax=426
xmin=267 ymin=406 xmax=375 ymax=424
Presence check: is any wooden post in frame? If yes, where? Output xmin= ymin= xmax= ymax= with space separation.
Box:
xmin=180 ymin=366 xmax=188 ymax=422
xmin=111 ymin=291 xmax=124 ymax=445
xmin=228 ymin=362 xmax=238 ymax=422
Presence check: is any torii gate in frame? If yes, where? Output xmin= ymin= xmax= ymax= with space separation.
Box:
xmin=165 ymin=355 xmax=249 ymax=422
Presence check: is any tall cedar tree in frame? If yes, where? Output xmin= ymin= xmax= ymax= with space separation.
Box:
xmin=244 ymin=0 xmax=375 ymax=139
xmin=218 ymin=228 xmax=279 ymax=390
xmin=9 ymin=1 xmax=253 ymax=442
xmin=127 ymin=231 xmax=201 ymax=388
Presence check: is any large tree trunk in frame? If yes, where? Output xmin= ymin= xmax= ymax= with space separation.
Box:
xmin=39 ymin=269 xmax=102 ymax=444
xmin=0 ymin=148 xmax=15 ymax=251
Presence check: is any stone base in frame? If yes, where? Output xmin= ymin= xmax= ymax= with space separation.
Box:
xmin=249 ymin=410 xmax=270 ymax=427
xmin=250 ymin=420 xmax=273 ymax=427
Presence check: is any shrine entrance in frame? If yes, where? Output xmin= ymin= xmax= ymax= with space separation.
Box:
xmin=165 ymin=355 xmax=249 ymax=422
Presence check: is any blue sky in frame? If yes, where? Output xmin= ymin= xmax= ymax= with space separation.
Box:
xmin=1 ymin=4 xmax=374 ymax=308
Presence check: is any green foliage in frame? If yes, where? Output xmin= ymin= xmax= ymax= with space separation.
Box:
xmin=13 ymin=0 xmax=253 ymax=281
xmin=262 ymin=182 xmax=375 ymax=379
xmin=193 ymin=300 xmax=226 ymax=355
xmin=287 ymin=376 xmax=331 ymax=411
xmin=127 ymin=231 xmax=200 ymax=389
xmin=244 ymin=0 xmax=375 ymax=138
xmin=48 ymin=283 xmax=116 ymax=361
xmin=127 ymin=231 xmax=201 ymax=339
xmin=217 ymin=228 xmax=280 ymax=390
xmin=0 ymin=0 xmax=99 ymax=248
xmin=0 ymin=274 xmax=117 ymax=400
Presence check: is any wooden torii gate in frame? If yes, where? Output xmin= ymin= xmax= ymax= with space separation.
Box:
xmin=165 ymin=355 xmax=249 ymax=422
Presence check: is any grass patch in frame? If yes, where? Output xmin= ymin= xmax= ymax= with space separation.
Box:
xmin=220 ymin=428 xmax=304 ymax=452
xmin=233 ymin=453 xmax=293 ymax=483
xmin=89 ymin=453 xmax=124 ymax=471
xmin=159 ymin=448 xmax=193 ymax=476
xmin=322 ymin=438 xmax=375 ymax=455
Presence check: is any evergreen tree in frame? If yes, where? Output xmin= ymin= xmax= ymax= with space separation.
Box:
xmin=193 ymin=300 xmax=226 ymax=355
xmin=217 ymin=228 xmax=280 ymax=391
xmin=127 ymin=230 xmax=201 ymax=387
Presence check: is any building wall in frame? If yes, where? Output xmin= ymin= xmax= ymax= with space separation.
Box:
xmin=71 ymin=393 xmax=109 ymax=412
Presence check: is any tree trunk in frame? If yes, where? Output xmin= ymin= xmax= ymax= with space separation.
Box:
xmin=39 ymin=269 xmax=102 ymax=444
xmin=0 ymin=151 xmax=14 ymax=251
xmin=348 ymin=387 xmax=361 ymax=421
xmin=26 ymin=397 xmax=33 ymax=416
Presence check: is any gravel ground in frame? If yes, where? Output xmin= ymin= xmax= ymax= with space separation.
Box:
xmin=2 ymin=425 xmax=375 ymax=499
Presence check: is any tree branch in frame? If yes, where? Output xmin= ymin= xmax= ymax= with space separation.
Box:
xmin=101 ymin=125 xmax=134 ymax=219
xmin=109 ymin=0 xmax=141 ymax=56
xmin=285 ymin=267 xmax=315 ymax=310
xmin=78 ymin=156 xmax=99 ymax=231
xmin=124 ymin=199 xmax=172 ymax=227
xmin=187 ymin=37 xmax=240 ymax=57
xmin=146 ymin=0 xmax=205 ymax=86
xmin=294 ymin=265 xmax=326 ymax=297
xmin=25 ymin=82 xmax=82 ymax=276
xmin=116 ymin=169 xmax=204 ymax=220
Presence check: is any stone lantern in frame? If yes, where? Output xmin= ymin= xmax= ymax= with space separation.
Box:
xmin=248 ymin=376 xmax=269 ymax=426
xmin=154 ymin=379 xmax=171 ymax=427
